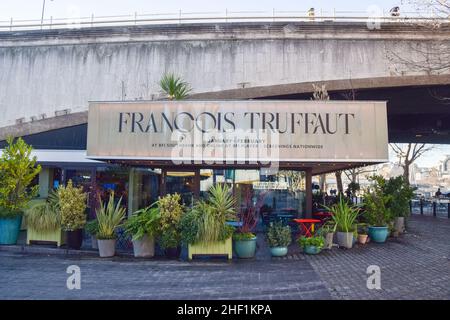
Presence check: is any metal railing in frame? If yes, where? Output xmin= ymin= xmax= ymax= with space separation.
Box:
xmin=410 ymin=199 xmax=450 ymax=219
xmin=0 ymin=9 xmax=449 ymax=32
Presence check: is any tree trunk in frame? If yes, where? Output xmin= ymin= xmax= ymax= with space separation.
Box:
xmin=319 ymin=174 xmax=326 ymax=193
xmin=335 ymin=171 xmax=344 ymax=195
xmin=403 ymin=163 xmax=410 ymax=185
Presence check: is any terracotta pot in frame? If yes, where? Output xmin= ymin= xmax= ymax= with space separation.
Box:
xmin=358 ymin=234 xmax=368 ymax=244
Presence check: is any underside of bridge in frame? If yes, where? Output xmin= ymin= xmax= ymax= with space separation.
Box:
xmin=262 ymin=84 xmax=450 ymax=145
xmin=0 ymin=83 xmax=449 ymax=149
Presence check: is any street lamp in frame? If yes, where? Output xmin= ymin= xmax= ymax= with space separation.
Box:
xmin=40 ymin=0 xmax=54 ymax=28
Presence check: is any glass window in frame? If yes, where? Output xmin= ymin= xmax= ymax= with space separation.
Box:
xmin=233 ymin=169 xmax=306 ymax=231
xmin=128 ymin=168 xmax=161 ymax=214
xmin=165 ymin=171 xmax=196 ymax=207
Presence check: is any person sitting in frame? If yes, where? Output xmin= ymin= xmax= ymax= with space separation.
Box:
xmin=435 ymin=188 xmax=442 ymax=198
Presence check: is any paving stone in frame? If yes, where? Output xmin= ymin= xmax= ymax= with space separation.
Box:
xmin=304 ymin=215 xmax=450 ymax=300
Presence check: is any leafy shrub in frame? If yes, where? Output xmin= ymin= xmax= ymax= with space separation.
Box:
xmin=85 ymin=219 xmax=99 ymax=236
xmin=233 ymin=232 xmax=256 ymax=241
xmin=381 ymin=176 xmax=415 ymax=218
xmin=266 ymin=221 xmax=292 ymax=247
xmin=363 ymin=176 xmax=393 ymax=227
xmin=58 ymin=180 xmax=87 ymax=231
xmin=298 ymin=236 xmax=325 ymax=249
xmin=158 ymin=193 xmax=184 ymax=249
xmin=123 ymin=205 xmax=160 ymax=241
xmin=0 ymin=137 xmax=41 ymax=218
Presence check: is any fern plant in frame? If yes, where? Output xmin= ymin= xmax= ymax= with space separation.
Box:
xmin=96 ymin=193 xmax=126 ymax=240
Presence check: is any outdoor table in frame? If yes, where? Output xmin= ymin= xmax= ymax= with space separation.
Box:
xmin=293 ymin=218 xmax=321 ymax=237
xmin=313 ymin=212 xmax=333 ymax=223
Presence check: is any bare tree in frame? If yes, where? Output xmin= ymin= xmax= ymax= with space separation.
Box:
xmin=344 ymin=167 xmax=377 ymax=184
xmin=390 ymin=143 xmax=434 ymax=184
xmin=388 ymin=1 xmax=450 ymax=100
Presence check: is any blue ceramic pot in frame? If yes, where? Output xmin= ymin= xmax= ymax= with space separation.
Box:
xmin=368 ymin=226 xmax=389 ymax=243
xmin=270 ymin=246 xmax=288 ymax=257
xmin=0 ymin=215 xmax=22 ymax=245
xmin=304 ymin=245 xmax=321 ymax=255
xmin=234 ymin=236 xmax=257 ymax=258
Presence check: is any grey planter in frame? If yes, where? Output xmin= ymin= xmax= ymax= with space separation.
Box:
xmin=132 ymin=235 xmax=155 ymax=258
xmin=98 ymin=239 xmax=116 ymax=257
xmin=394 ymin=217 xmax=405 ymax=233
xmin=337 ymin=232 xmax=353 ymax=249
xmin=91 ymin=235 xmax=98 ymax=250
xmin=324 ymin=232 xmax=334 ymax=249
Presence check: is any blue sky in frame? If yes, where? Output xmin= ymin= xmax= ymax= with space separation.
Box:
xmin=1 ymin=1 xmax=448 ymax=167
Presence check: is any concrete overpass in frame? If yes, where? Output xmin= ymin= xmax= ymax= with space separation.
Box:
xmin=0 ymin=21 xmax=449 ymax=144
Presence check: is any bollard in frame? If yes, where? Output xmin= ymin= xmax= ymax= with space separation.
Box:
xmin=420 ymin=199 xmax=423 ymax=215
xmin=433 ymin=201 xmax=437 ymax=217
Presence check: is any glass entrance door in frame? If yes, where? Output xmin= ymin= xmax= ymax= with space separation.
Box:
xmin=163 ymin=170 xmax=198 ymax=207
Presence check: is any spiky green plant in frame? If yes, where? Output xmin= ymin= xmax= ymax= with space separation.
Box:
xmin=325 ymin=196 xmax=360 ymax=233
xmin=158 ymin=73 xmax=191 ymax=100
xmin=25 ymin=200 xmax=60 ymax=232
xmin=96 ymin=193 xmax=126 ymax=240
xmin=179 ymin=185 xmax=236 ymax=245
xmin=207 ymin=184 xmax=236 ymax=221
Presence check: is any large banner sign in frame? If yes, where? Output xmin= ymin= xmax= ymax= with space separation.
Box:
xmin=87 ymin=100 xmax=388 ymax=164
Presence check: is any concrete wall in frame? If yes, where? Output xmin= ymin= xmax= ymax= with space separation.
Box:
xmin=0 ymin=22 xmax=449 ymax=128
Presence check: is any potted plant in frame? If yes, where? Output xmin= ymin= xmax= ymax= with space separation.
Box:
xmin=381 ymin=176 xmax=415 ymax=234
xmin=357 ymin=223 xmax=369 ymax=244
xmin=180 ymin=184 xmax=236 ymax=260
xmin=25 ymin=191 xmax=64 ymax=246
xmin=325 ymin=197 xmax=359 ymax=249
xmin=363 ymin=176 xmax=393 ymax=243
xmin=266 ymin=221 xmax=291 ymax=257
xmin=124 ymin=204 xmax=160 ymax=258
xmin=58 ymin=180 xmax=87 ymax=250
xmin=0 ymin=137 xmax=41 ymax=245
xmin=233 ymin=191 xmax=265 ymax=259
xmin=318 ymin=221 xmax=336 ymax=250
xmin=298 ymin=235 xmax=325 ymax=255
xmin=158 ymin=193 xmax=184 ymax=258
xmin=85 ymin=219 xmax=99 ymax=249
xmin=96 ymin=192 xmax=126 ymax=257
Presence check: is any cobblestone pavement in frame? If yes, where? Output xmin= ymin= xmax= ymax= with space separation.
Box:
xmin=1 ymin=215 xmax=449 ymax=300
xmin=0 ymin=252 xmax=329 ymax=300
xmin=303 ymin=215 xmax=450 ymax=300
